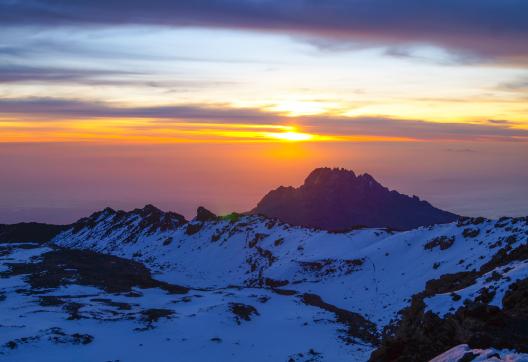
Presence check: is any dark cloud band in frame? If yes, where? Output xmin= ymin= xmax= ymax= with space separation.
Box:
xmin=1 ymin=1 xmax=527 ymax=61
xmin=0 ymin=98 xmax=279 ymax=123
xmin=1 ymin=97 xmax=527 ymax=142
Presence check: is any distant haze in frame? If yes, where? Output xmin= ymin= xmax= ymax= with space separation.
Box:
xmin=1 ymin=141 xmax=526 ymax=224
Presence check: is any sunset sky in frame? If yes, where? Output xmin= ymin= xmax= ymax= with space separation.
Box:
xmin=1 ymin=1 xmax=527 ymax=223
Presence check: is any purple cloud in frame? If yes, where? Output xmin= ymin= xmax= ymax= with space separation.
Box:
xmin=0 ymin=1 xmax=527 ymax=62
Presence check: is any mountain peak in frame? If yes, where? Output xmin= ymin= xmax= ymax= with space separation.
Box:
xmin=303 ymin=168 xmax=383 ymax=192
xmin=304 ymin=167 xmax=356 ymax=186
xmin=102 ymin=207 xmax=116 ymax=214
xmin=72 ymin=204 xmax=187 ymax=238
xmin=195 ymin=206 xmax=218 ymax=222
xmin=252 ymin=167 xmax=458 ymax=230
xmin=138 ymin=204 xmax=161 ymax=214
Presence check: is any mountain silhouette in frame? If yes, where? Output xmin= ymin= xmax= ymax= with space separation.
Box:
xmin=251 ymin=167 xmax=459 ymax=230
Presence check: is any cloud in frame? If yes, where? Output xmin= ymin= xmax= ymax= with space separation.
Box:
xmin=0 ymin=65 xmax=138 ymax=84
xmin=382 ymin=46 xmax=482 ymax=66
xmin=0 ymin=98 xmax=280 ymax=124
xmin=0 ymin=1 xmax=527 ymax=63
xmin=297 ymin=116 xmax=528 ymax=142
xmin=498 ymin=77 xmax=528 ymax=91
xmin=486 ymin=119 xmax=516 ymax=125
xmin=1 ymin=97 xmax=527 ymax=142
xmin=0 ymin=65 xmax=238 ymax=89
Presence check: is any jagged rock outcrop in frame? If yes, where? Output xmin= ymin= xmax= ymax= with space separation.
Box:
xmin=195 ymin=206 xmax=218 ymax=222
xmin=67 ymin=204 xmax=187 ymax=245
xmin=370 ymin=239 xmax=528 ymax=362
xmin=251 ymin=167 xmax=459 ymax=230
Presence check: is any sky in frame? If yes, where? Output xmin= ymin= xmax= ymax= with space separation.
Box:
xmin=0 ymin=0 xmax=527 ymax=223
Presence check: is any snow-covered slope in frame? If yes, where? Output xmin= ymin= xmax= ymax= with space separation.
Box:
xmin=0 ymin=243 xmax=368 ymax=362
xmin=1 ymin=205 xmax=527 ymax=361
xmin=431 ymin=344 xmax=528 ymax=362
xmin=53 ymin=207 xmax=527 ymax=328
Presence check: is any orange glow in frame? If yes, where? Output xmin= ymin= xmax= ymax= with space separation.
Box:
xmin=0 ymin=116 xmax=442 ymax=144
xmin=0 ymin=118 xmax=334 ymax=143
xmin=2 ymin=114 xmax=521 ymax=144
xmin=264 ymin=131 xmax=315 ymax=142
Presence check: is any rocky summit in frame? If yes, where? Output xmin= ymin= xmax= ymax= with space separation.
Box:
xmin=251 ymin=167 xmax=459 ymax=231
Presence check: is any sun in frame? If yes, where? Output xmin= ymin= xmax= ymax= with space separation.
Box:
xmin=262 ymin=126 xmax=338 ymax=142
xmin=262 ymin=130 xmax=315 ymax=142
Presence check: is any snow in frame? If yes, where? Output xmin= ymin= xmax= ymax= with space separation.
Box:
xmin=0 ymin=212 xmax=526 ymax=361
xmin=52 ymin=214 xmax=527 ymax=328
xmin=0 ymin=271 xmax=369 ymax=361
xmin=431 ymin=344 xmax=528 ymax=362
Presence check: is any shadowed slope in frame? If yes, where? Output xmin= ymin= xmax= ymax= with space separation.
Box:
xmin=251 ymin=167 xmax=458 ymax=230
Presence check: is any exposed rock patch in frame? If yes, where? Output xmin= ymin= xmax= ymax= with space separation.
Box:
xmin=229 ymin=303 xmax=259 ymax=324
xmin=301 ymin=293 xmax=379 ymax=346
xmin=424 ymin=236 xmax=455 ymax=251
xmin=1 ymin=248 xmax=189 ymax=294
xmin=370 ymin=243 xmax=528 ymax=362
xmin=195 ymin=207 xmax=218 ymax=222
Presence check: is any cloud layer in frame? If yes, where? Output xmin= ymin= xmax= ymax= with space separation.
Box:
xmin=1 ymin=98 xmax=527 ymax=143
xmin=1 ymin=0 xmax=527 ymax=62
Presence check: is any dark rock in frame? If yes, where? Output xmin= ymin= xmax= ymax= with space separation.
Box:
xmin=458 ymin=217 xmax=487 ymax=227
xmin=459 ymin=352 xmax=479 ymax=362
xmin=38 ymin=295 xmax=65 ymax=307
xmin=451 ymin=293 xmax=462 ymax=301
xmin=0 ymin=222 xmax=67 ymax=244
xmin=274 ymin=238 xmax=284 ymax=247
xmin=424 ymin=271 xmax=480 ymax=296
xmin=47 ymin=328 xmax=94 ymax=345
xmin=299 ymin=258 xmax=363 ymax=277
xmin=140 ymin=308 xmax=174 ymax=323
xmin=463 ymin=228 xmax=480 ymax=238
xmin=264 ymin=278 xmax=289 ymax=288
xmin=475 ymin=287 xmax=495 ymax=304
xmin=424 ymin=236 xmax=455 ymax=251
xmin=70 ymin=205 xmax=187 ymax=238
xmin=70 ymin=333 xmax=94 ymax=345
xmin=1 ymin=248 xmax=189 ymax=294
xmin=251 ymin=167 xmax=458 ymax=231
xmin=229 ymin=303 xmax=259 ymax=324
xmin=195 ymin=207 xmax=218 ymax=222
xmin=255 ymin=246 xmax=276 ymax=266
xmin=248 ymin=233 xmax=268 ymax=248
xmin=5 ymin=340 xmax=17 ymax=349
xmin=64 ymin=302 xmax=84 ymax=320
xmin=271 ymin=288 xmax=297 ymax=296
xmin=369 ymin=243 xmax=528 ymax=362
xmin=185 ymin=223 xmax=203 ymax=235
xmin=301 ymin=293 xmax=379 ymax=346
